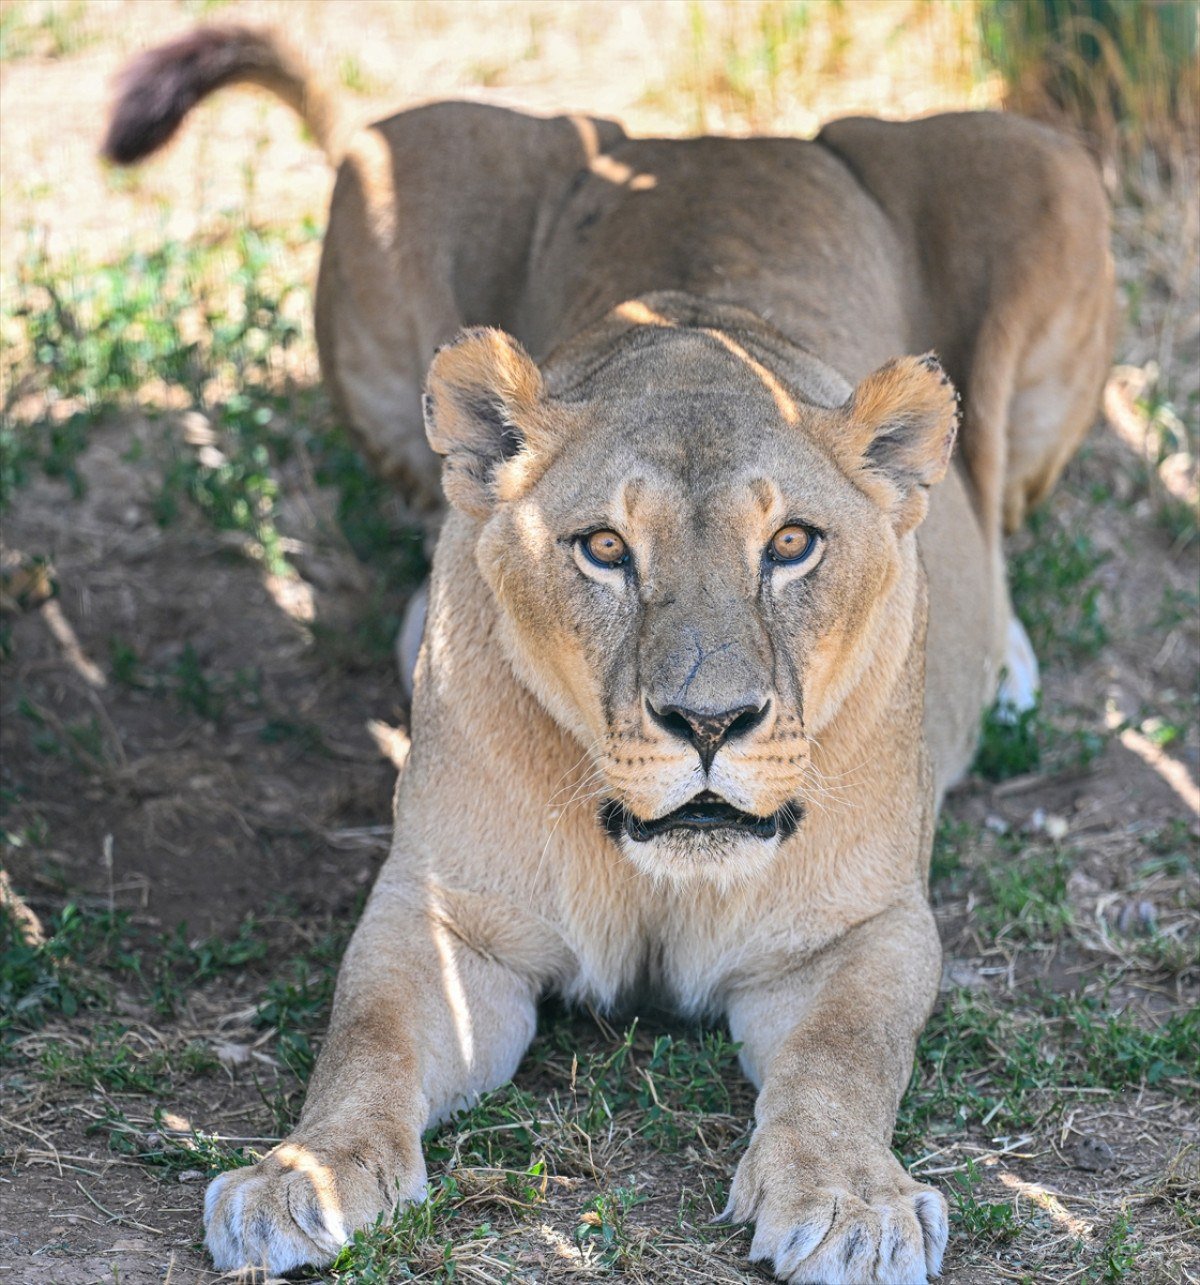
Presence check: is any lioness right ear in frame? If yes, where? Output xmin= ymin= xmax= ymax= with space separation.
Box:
xmin=423 ymin=328 xmax=549 ymax=518
xmin=828 ymin=354 xmax=960 ymax=534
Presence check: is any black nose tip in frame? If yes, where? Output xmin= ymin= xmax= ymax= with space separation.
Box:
xmin=646 ymin=699 xmax=769 ymax=771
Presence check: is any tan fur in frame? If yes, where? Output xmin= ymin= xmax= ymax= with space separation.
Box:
xmin=109 ymin=28 xmax=1114 ymax=1283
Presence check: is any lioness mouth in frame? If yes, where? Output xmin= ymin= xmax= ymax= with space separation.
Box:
xmin=600 ymin=792 xmax=800 ymax=843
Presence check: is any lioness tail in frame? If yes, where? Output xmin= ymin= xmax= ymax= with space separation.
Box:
xmin=103 ymin=25 xmax=342 ymax=167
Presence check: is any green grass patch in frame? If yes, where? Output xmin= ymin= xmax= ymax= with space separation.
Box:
xmin=930 ymin=815 xmax=974 ymax=887
xmin=1136 ymin=819 xmax=1198 ymax=878
xmin=977 ymin=0 xmax=1198 ymax=161
xmin=974 ymin=845 xmax=1074 ymax=942
xmin=2 ymin=895 xmax=283 ymax=1045
xmin=898 ymin=990 xmax=1198 ymax=1153
xmin=427 ymin=1016 xmax=743 ymax=1174
xmin=103 ymin=636 xmax=281 ymax=728
xmin=1 ymin=901 xmax=129 ymax=1046
xmin=0 ymin=0 xmax=95 ymax=61
xmin=150 ymin=915 xmax=270 ymax=1016
xmin=974 ymin=704 xmax=1043 ymax=779
xmin=3 ymin=230 xmax=302 ymax=521
xmin=325 ymin=1016 xmax=740 ymax=1278
xmin=38 ymin=1023 xmax=217 ymax=1093
xmin=973 ymin=700 xmax=1107 ymax=782
xmin=3 ymin=228 xmax=427 ymax=622
xmin=252 ymin=914 xmax=356 ymax=1086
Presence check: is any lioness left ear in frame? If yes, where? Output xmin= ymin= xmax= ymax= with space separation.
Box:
xmin=423 ymin=328 xmax=557 ymax=518
xmin=832 ymin=354 xmax=960 ymax=533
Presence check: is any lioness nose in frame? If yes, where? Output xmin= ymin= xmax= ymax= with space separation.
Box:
xmin=646 ymin=699 xmax=769 ymax=771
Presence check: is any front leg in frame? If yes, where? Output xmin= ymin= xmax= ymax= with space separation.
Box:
xmin=725 ymin=897 xmax=946 ymax=1285
xmin=204 ymin=872 xmax=543 ymax=1275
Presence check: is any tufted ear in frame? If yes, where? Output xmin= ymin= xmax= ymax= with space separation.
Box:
xmin=827 ymin=353 xmax=960 ymax=533
xmin=423 ymin=327 xmax=552 ymax=518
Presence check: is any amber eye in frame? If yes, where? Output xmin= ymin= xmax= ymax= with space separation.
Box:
xmin=581 ymin=530 xmax=630 ymax=568
xmin=768 ymin=524 xmax=817 ymax=564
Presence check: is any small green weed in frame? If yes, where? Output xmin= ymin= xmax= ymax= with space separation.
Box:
xmin=1135 ymin=380 xmax=1199 ymax=550
xmin=975 ymin=704 xmax=1042 ymax=779
xmin=172 ymin=643 xmax=224 ymax=720
xmin=258 ymin=716 xmax=329 ymax=754
xmin=106 ymin=639 xmax=268 ymax=725
xmin=87 ymin=1104 xmax=253 ymax=1177
xmin=329 ymin=1176 xmax=477 ymax=1283
xmin=634 ymin=1029 xmax=740 ymax=1146
xmin=0 ymin=806 xmax=49 ymax=855
xmin=107 ymin=636 xmax=141 ymax=686
xmin=337 ymin=54 xmax=379 ymax=95
xmin=1158 ymin=494 xmax=1200 ymax=548
xmin=64 ymin=715 xmax=106 ymax=767
xmin=425 ymin=1081 xmax=544 ymax=1172
xmin=1137 ymin=714 xmax=1183 ymax=748
xmin=949 ymin=1159 xmax=1023 ymax=1243
xmin=1009 ymin=511 xmax=1110 ymax=663
xmin=1137 ymin=819 xmax=1198 ymax=877
xmin=575 ymin=1185 xmax=645 ymax=1268
xmin=150 ymin=915 xmax=269 ymax=1016
xmin=973 ymin=700 xmax=1107 ymax=783
xmin=1085 ymin=1210 xmax=1143 ymax=1282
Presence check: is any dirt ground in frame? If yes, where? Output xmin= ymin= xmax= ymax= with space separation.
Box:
xmin=1 ymin=3 xmax=1197 ymax=1284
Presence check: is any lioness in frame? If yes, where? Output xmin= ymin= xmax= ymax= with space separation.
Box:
xmin=108 ymin=26 xmax=1114 ymax=1283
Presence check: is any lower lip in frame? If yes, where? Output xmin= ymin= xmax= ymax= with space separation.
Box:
xmin=601 ymin=799 xmax=800 ymax=844
xmin=626 ymin=811 xmax=780 ymax=842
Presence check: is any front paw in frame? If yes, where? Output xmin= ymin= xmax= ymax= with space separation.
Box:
xmin=725 ymin=1125 xmax=947 ymax=1284
xmin=204 ymin=1129 xmax=426 ymax=1274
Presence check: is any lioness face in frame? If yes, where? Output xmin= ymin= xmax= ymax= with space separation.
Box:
xmin=426 ymin=315 xmax=957 ymax=883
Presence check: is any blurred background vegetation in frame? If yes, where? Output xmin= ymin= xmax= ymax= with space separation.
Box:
xmin=980 ymin=0 xmax=1197 ymax=166
xmin=1 ymin=0 xmax=1195 ymax=496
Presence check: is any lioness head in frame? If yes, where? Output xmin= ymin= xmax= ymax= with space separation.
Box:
xmin=424 ymin=295 xmax=958 ymax=884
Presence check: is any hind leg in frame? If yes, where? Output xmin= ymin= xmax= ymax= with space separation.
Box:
xmin=993 ymin=280 xmax=1113 ymax=715
xmin=1002 ymin=272 xmax=1116 ymax=534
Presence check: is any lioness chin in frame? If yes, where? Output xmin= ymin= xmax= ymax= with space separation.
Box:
xmin=108 ymin=26 xmax=1114 ymax=1284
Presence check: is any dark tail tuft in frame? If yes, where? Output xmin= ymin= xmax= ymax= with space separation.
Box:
xmin=103 ymin=25 xmax=284 ymax=165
